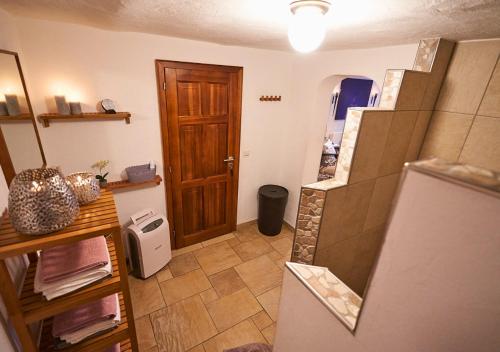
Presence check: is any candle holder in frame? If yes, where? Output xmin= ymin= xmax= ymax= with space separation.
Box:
xmin=5 ymin=94 xmax=21 ymax=116
xmin=69 ymin=102 xmax=82 ymax=115
xmin=8 ymin=168 xmax=80 ymax=235
xmin=66 ymin=172 xmax=100 ymax=204
xmin=55 ymin=95 xmax=70 ymax=115
xmin=0 ymin=102 xmax=7 ymax=116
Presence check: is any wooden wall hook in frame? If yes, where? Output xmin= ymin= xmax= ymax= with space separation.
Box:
xmin=259 ymin=95 xmax=282 ymax=102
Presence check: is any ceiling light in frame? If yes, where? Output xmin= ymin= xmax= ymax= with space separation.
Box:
xmin=288 ymin=0 xmax=331 ymax=53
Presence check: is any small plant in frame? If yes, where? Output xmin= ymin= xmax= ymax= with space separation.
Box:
xmin=92 ymin=160 xmax=110 ymax=186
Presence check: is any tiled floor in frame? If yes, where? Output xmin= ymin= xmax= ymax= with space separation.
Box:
xmin=128 ymin=222 xmax=294 ymax=352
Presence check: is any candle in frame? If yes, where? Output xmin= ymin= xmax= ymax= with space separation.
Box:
xmin=0 ymin=102 xmax=7 ymax=116
xmin=69 ymin=102 xmax=82 ymax=115
xmin=5 ymin=94 xmax=21 ymax=116
xmin=55 ymin=95 xmax=70 ymax=115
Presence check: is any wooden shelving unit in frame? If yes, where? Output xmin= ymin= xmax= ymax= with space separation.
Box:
xmin=104 ymin=175 xmax=163 ymax=192
xmin=37 ymin=112 xmax=131 ymax=127
xmin=0 ymin=190 xmax=138 ymax=352
xmin=0 ymin=113 xmax=33 ymax=122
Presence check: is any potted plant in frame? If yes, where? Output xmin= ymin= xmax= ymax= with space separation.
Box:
xmin=92 ymin=160 xmax=110 ymax=187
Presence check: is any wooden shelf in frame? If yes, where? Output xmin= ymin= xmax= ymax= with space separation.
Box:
xmin=20 ymin=239 xmax=121 ymax=324
xmin=37 ymin=112 xmax=131 ymax=127
xmin=104 ymin=175 xmax=163 ymax=192
xmin=0 ymin=190 xmax=119 ymax=259
xmin=39 ymin=293 xmax=129 ymax=352
xmin=0 ymin=114 xmax=33 ymax=122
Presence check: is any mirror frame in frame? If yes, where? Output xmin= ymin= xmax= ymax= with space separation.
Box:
xmin=0 ymin=49 xmax=46 ymax=185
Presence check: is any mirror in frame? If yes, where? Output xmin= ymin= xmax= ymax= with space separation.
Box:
xmin=0 ymin=50 xmax=45 ymax=184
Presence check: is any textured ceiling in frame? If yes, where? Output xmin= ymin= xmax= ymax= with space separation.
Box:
xmin=1 ymin=0 xmax=500 ymax=51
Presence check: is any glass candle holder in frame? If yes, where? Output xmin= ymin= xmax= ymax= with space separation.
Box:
xmin=66 ymin=172 xmax=101 ymax=205
xmin=55 ymin=95 xmax=70 ymax=115
xmin=69 ymin=102 xmax=82 ymax=115
xmin=0 ymin=102 xmax=7 ymax=116
xmin=5 ymin=94 xmax=21 ymax=116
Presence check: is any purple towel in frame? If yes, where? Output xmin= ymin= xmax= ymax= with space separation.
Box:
xmin=224 ymin=343 xmax=273 ymax=352
xmin=41 ymin=236 xmax=109 ymax=283
xmin=105 ymin=343 xmax=120 ymax=352
xmin=52 ymin=294 xmax=118 ymax=337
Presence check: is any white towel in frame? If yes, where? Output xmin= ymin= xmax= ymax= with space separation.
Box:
xmin=34 ymin=249 xmax=112 ymax=300
xmin=59 ymin=294 xmax=121 ymax=344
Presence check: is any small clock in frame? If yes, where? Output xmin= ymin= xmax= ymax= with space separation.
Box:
xmin=100 ymin=99 xmax=116 ymax=114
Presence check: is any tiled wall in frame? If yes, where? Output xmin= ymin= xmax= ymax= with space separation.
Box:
xmin=292 ymin=39 xmax=456 ymax=296
xmin=421 ymin=40 xmax=500 ymax=172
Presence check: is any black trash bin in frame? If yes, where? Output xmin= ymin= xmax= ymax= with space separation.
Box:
xmin=258 ymin=185 xmax=288 ymax=236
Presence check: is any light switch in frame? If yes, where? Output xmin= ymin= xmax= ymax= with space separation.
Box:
xmin=242 ymin=151 xmax=250 ymax=157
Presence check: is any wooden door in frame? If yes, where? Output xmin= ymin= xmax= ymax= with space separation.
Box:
xmin=156 ymin=61 xmax=242 ymax=248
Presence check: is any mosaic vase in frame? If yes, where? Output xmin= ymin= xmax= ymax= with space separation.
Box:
xmin=66 ymin=172 xmax=101 ymax=205
xmin=8 ymin=168 xmax=80 ymax=235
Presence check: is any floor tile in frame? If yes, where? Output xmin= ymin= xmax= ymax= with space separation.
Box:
xmin=226 ymin=237 xmax=241 ymax=248
xmin=151 ymin=295 xmax=218 ymax=352
xmin=206 ymin=288 xmax=262 ymax=332
xmin=203 ymin=320 xmax=267 ymax=352
xmin=129 ymin=275 xmax=165 ymax=318
xmin=156 ymin=265 xmax=173 ymax=282
xmin=235 ymin=255 xmax=283 ymax=296
xmin=234 ymin=224 xmax=261 ymax=243
xmin=145 ymin=348 xmax=159 ymax=352
xmin=187 ymin=345 xmax=205 ymax=352
xmin=195 ymin=241 xmax=242 ymax=276
xmin=172 ymin=243 xmax=203 ymax=258
xmin=200 ymin=288 xmax=219 ymax=305
xmin=208 ymin=268 xmax=247 ymax=297
xmin=269 ymin=237 xmax=293 ymax=256
xmin=257 ymin=286 xmax=282 ymax=321
xmin=233 ymin=237 xmax=274 ymax=261
xmin=261 ymin=323 xmax=276 ymax=344
xmin=202 ymin=233 xmax=236 ymax=247
xmin=169 ymin=252 xmax=200 ymax=277
xmin=251 ymin=311 xmax=273 ymax=331
xmin=159 ymin=269 xmax=211 ymax=305
xmin=135 ymin=316 xmax=157 ymax=351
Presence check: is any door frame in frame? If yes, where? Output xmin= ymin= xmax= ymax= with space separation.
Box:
xmin=155 ymin=60 xmax=243 ymax=249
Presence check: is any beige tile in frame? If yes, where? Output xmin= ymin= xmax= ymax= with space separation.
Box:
xmin=151 ymin=295 xmax=218 ymax=351
xmin=251 ymin=310 xmax=273 ymax=331
xmin=405 ymin=110 xmax=433 ymax=162
xmin=169 ymin=252 xmax=200 ymax=277
xmin=256 ymin=286 xmax=281 ymax=321
xmin=437 ymin=40 xmax=500 ymax=114
xmin=208 ymin=268 xmax=246 ymax=297
xmin=478 ymin=58 xmax=500 ymax=118
xmin=226 ymin=236 xmax=241 ymax=248
xmin=145 ymin=348 xmax=159 ymax=352
xmin=195 ymin=241 xmax=242 ymax=276
xmin=349 ymin=111 xmax=393 ymax=184
xmin=378 ymin=111 xmax=418 ymax=176
xmin=159 ymin=269 xmax=211 ymax=305
xmin=233 ymin=237 xmax=273 ymax=261
xmin=420 ymin=111 xmax=473 ymax=161
xmin=200 ymin=288 xmax=219 ymax=305
xmin=187 ymin=345 xmax=205 ymax=352
xmin=203 ymin=320 xmax=266 ymax=352
xmin=172 ymin=243 xmax=203 ymax=258
xmin=363 ymin=173 xmax=401 ymax=231
xmin=395 ymin=71 xmax=429 ymax=110
xmin=129 ymin=275 xmax=165 ymax=318
xmin=460 ymin=116 xmax=500 ymax=172
xmin=261 ymin=323 xmax=276 ymax=345
xmin=420 ymin=39 xmax=455 ymax=110
xmin=201 ymin=233 xmax=236 ymax=247
xmin=234 ymin=224 xmax=262 ymax=243
xmin=314 ymin=236 xmax=358 ymax=286
xmin=316 ymin=186 xmax=347 ymax=251
xmin=379 ymin=69 xmax=404 ymax=109
xmin=156 ymin=265 xmax=173 ymax=283
xmin=135 ymin=316 xmax=157 ymax=352
xmin=269 ymin=237 xmax=293 ymax=257
xmin=206 ymin=288 xmax=262 ymax=332
xmin=235 ymin=255 xmax=283 ymax=296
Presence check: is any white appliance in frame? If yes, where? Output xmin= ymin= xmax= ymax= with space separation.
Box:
xmin=127 ymin=208 xmax=171 ymax=279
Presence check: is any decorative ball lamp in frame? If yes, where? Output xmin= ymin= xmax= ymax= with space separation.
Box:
xmin=66 ymin=172 xmax=100 ymax=205
xmin=288 ymin=0 xmax=331 ymax=53
xmin=8 ymin=168 xmax=80 ymax=235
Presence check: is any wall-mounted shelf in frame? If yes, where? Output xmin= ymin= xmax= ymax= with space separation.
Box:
xmin=104 ymin=175 xmax=163 ymax=192
xmin=0 ymin=114 xmax=33 ymax=122
xmin=37 ymin=112 xmax=131 ymax=127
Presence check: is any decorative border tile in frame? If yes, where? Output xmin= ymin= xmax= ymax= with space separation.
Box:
xmin=379 ymin=69 xmax=404 ymax=109
xmin=413 ymin=38 xmax=440 ymax=72
xmin=334 ymin=109 xmax=363 ymax=184
xmin=287 ymin=262 xmax=362 ymax=331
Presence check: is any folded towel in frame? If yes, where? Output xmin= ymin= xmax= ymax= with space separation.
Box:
xmin=34 ymin=248 xmax=112 ymax=300
xmin=41 ymin=236 xmax=109 ymax=283
xmin=105 ymin=343 xmax=120 ymax=352
xmin=224 ymin=343 xmax=273 ymax=352
xmin=52 ymin=294 xmax=118 ymax=337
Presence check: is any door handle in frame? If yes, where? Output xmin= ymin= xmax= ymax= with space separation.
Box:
xmin=224 ymin=156 xmax=235 ymax=172
xmin=224 ymin=157 xmax=234 ymax=162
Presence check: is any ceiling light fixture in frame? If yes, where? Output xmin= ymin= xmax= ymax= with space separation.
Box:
xmin=288 ymin=0 xmax=331 ymax=53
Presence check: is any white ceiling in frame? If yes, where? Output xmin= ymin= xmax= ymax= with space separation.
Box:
xmin=1 ymin=0 xmax=500 ymax=51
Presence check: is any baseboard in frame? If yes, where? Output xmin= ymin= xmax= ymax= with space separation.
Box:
xmin=237 ymin=218 xmax=295 ymax=232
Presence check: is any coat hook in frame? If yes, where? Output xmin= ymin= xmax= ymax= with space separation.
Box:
xmin=259 ymin=95 xmax=282 ymax=102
